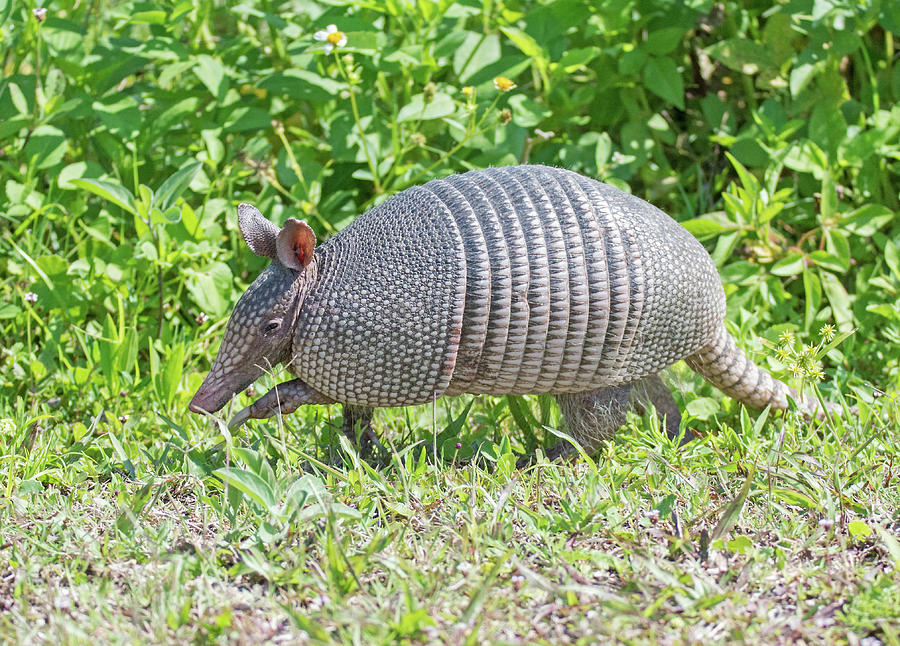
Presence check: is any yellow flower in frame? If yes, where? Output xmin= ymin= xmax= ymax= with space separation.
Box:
xmin=493 ymin=76 xmax=516 ymax=91
xmin=314 ymin=24 xmax=347 ymax=54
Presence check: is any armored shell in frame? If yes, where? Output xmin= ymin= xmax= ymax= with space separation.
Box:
xmin=291 ymin=165 xmax=725 ymax=407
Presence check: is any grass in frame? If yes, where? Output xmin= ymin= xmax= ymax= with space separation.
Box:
xmin=2 ymin=390 xmax=899 ymax=644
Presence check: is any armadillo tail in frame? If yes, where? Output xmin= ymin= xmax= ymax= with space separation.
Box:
xmin=685 ymin=323 xmax=836 ymax=419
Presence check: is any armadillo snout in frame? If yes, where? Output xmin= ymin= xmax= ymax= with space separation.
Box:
xmin=189 ymin=379 xmax=230 ymax=414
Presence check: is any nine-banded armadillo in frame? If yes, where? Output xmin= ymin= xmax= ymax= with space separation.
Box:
xmin=189 ymin=164 xmax=829 ymax=458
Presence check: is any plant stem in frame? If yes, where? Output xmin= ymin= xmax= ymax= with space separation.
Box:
xmin=335 ymin=53 xmax=382 ymax=194
xmin=404 ymin=94 xmax=503 ymax=188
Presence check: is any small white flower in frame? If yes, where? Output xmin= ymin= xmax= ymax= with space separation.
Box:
xmin=24 ymin=292 xmax=38 ymax=303
xmin=32 ymin=8 xmax=47 ymax=22
xmin=313 ymin=24 xmax=347 ymax=55
xmin=493 ymin=76 xmax=516 ymax=91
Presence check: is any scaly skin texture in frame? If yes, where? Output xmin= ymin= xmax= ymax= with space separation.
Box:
xmin=191 ymin=165 xmax=835 ymax=458
xmin=291 ymin=165 xmax=724 ymax=404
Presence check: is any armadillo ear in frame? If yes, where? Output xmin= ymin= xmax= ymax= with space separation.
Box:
xmin=276 ymin=218 xmax=316 ymax=271
xmin=238 ymin=203 xmax=279 ymax=258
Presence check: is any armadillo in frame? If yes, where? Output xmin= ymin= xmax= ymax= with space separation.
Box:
xmin=189 ymin=164 xmax=831 ymax=457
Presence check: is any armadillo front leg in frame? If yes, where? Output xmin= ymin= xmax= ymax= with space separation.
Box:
xmin=229 ymin=378 xmax=334 ymax=429
xmin=552 ymin=385 xmax=632 ymax=459
xmin=341 ymin=404 xmax=386 ymax=458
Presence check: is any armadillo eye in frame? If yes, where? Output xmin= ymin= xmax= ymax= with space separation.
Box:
xmin=263 ymin=320 xmax=281 ymax=334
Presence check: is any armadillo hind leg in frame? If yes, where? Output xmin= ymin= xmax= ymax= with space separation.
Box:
xmin=685 ymin=322 xmax=835 ymax=418
xmin=551 ymin=385 xmax=632 ymax=459
xmin=630 ymin=374 xmax=692 ymax=444
xmin=341 ymin=404 xmax=386 ymax=458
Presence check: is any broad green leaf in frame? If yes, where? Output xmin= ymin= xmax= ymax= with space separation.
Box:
xmin=128 ymin=10 xmax=167 ymax=24
xmin=685 ymin=397 xmax=719 ymax=420
xmin=0 ymin=303 xmax=21 ymax=319
xmin=720 ymin=260 xmax=762 ymax=285
xmin=0 ymin=115 xmax=28 ymax=140
xmin=790 ymin=60 xmax=821 ymax=98
xmin=57 ymin=161 xmax=105 ymax=190
xmin=163 ymin=342 xmax=184 ymax=408
xmin=23 ymin=125 xmax=67 ymax=169
xmin=152 ymin=97 xmax=200 ymax=134
xmin=819 ymin=271 xmax=853 ymax=331
xmin=0 ymin=0 xmax=12 ymax=25
xmin=841 ymin=204 xmax=894 ymax=236
xmin=222 ymin=106 xmax=272 ymax=133
xmin=848 ymin=519 xmax=872 ymax=540
xmin=594 ymin=132 xmax=612 ymax=168
xmin=619 ymin=47 xmax=648 ymax=76
xmin=868 ymin=303 xmax=900 ymax=322
xmin=809 ymin=250 xmax=847 ymax=273
xmin=646 ymin=27 xmax=685 ymax=55
xmin=642 ymin=57 xmax=684 ymax=109
xmin=116 ymin=328 xmax=139 ymax=375
xmin=783 ymin=141 xmax=828 ymax=178
xmin=453 ymin=31 xmax=500 ymax=83
xmin=285 ymin=474 xmax=328 ymax=516
xmin=396 ymin=92 xmax=456 ymax=122
xmin=681 ymin=217 xmax=727 ymax=238
xmin=885 ymin=240 xmax=900 ymax=282
xmin=214 ymin=467 xmax=278 ymax=511
xmin=155 ymin=161 xmax=202 ymax=211
xmin=257 ymin=70 xmax=344 ymax=101
xmin=771 ymin=252 xmax=806 ymax=276
xmin=824 ymin=229 xmax=850 ymax=272
xmin=727 ymin=535 xmax=754 ymax=555
xmin=705 ymin=39 xmax=776 ymax=74
xmin=771 ymin=487 xmax=819 ymax=509
xmin=8 ymin=82 xmax=28 ymax=115
xmin=434 ymin=29 xmax=468 ymax=58
xmin=803 ymin=271 xmax=822 ymax=332
xmin=725 ymin=151 xmax=760 ymax=195
xmin=186 ymin=262 xmax=234 ymax=317
xmin=499 ymin=25 xmax=546 ymax=60
xmin=194 ymin=54 xmax=228 ymax=100
xmin=71 ymin=179 xmax=138 ymax=215
xmin=93 ymin=96 xmax=141 ymax=139
xmin=557 ymin=47 xmax=601 ymax=73
xmin=508 ymin=94 xmax=550 ymax=127
xmin=809 ymin=104 xmax=846 ymax=158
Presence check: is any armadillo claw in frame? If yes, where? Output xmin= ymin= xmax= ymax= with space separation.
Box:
xmin=228 ymin=407 xmax=252 ymax=429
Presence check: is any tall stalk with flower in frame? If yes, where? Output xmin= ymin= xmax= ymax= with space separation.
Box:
xmin=771 ymin=324 xmax=854 ymax=415
xmin=312 ymin=25 xmax=384 ymax=194
xmin=310 ymin=22 xmax=520 ymax=200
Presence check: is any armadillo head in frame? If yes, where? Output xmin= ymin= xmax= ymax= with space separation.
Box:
xmin=189 ymin=203 xmax=317 ymax=416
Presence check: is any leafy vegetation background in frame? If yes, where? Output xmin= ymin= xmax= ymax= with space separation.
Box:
xmin=1 ymin=0 xmax=899 ymax=643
